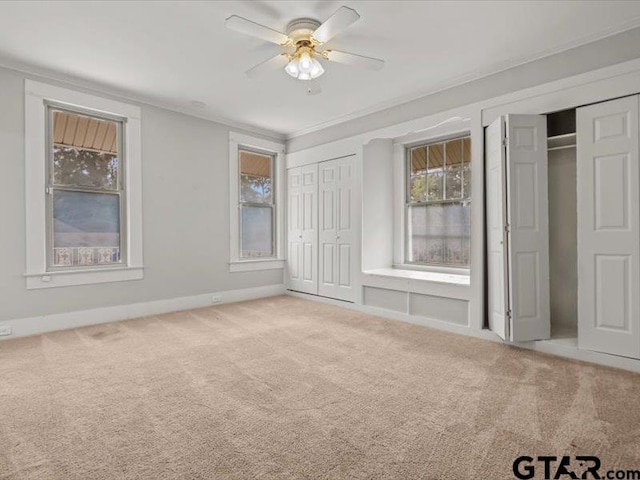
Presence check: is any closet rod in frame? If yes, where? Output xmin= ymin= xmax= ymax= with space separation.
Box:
xmin=548 ymin=132 xmax=576 ymax=152
xmin=548 ymin=144 xmax=576 ymax=152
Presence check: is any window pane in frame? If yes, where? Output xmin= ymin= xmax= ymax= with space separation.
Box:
xmin=445 ymin=165 xmax=463 ymax=200
xmin=410 ymin=174 xmax=427 ymax=202
xmin=462 ymin=137 xmax=471 ymax=198
xmin=52 ymin=190 xmax=121 ymax=267
xmin=52 ymin=110 xmax=120 ymax=190
xmin=445 ymin=139 xmax=463 ymax=199
xmin=462 ymin=164 xmax=471 ymax=198
xmin=239 ymin=149 xmax=273 ymax=204
xmin=408 ymin=146 xmax=427 ymax=202
xmin=428 ymin=143 xmax=444 ymax=170
xmin=427 ymin=143 xmax=444 ymax=200
xmin=241 ymin=206 xmax=273 ymax=258
xmin=427 ymin=172 xmax=443 ymax=201
xmin=408 ymin=203 xmax=470 ymax=266
xmin=405 ymin=135 xmax=471 ymax=267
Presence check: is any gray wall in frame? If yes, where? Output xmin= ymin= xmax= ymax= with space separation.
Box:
xmin=361 ymin=139 xmax=394 ymax=271
xmin=288 ymin=27 xmax=640 ymax=153
xmin=0 ymin=66 xmax=283 ymax=322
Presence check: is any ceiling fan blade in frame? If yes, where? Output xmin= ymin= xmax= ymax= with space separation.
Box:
xmin=225 ymin=15 xmax=289 ymax=45
xmin=306 ymin=81 xmax=322 ymax=96
xmin=245 ymin=54 xmax=289 ymax=79
xmin=324 ymin=50 xmax=385 ymax=71
xmin=312 ymin=6 xmax=360 ymax=44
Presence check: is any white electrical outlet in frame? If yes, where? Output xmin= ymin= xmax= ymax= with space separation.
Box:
xmin=211 ymin=295 xmax=222 ymax=304
xmin=0 ymin=326 xmax=12 ymax=337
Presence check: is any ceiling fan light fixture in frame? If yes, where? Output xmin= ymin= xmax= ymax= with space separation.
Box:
xmin=310 ymin=58 xmax=324 ymax=79
xmin=285 ymin=59 xmax=300 ymax=78
xmin=285 ymin=52 xmax=324 ymax=81
xmin=227 ymin=7 xmax=383 ymax=85
xmin=298 ymin=51 xmax=313 ymax=73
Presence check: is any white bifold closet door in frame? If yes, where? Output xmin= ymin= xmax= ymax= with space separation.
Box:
xmin=287 ymin=164 xmax=318 ymax=295
xmin=318 ymin=156 xmax=355 ymax=301
xmin=486 ymin=114 xmax=550 ymax=342
xmin=577 ymin=95 xmax=640 ymax=359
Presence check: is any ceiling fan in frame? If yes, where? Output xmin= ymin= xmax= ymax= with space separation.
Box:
xmin=225 ymin=6 xmax=384 ymax=94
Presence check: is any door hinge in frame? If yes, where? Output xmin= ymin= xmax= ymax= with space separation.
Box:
xmin=45 ymin=186 xmax=53 ymax=195
xmin=502 ymin=136 xmax=509 ymax=147
xmin=504 ymin=223 xmax=510 ymax=233
xmin=506 ymin=309 xmax=512 ymax=319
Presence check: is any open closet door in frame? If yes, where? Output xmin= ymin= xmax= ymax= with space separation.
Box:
xmin=577 ymin=95 xmax=640 ymax=358
xmin=505 ymin=114 xmax=550 ymax=342
xmin=486 ymin=117 xmax=509 ymax=340
xmin=485 ymin=114 xmax=550 ymax=342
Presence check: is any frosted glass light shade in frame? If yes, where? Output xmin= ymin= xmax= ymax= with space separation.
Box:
xmin=285 ymin=60 xmax=299 ymax=78
xmin=285 ymin=54 xmax=324 ymax=80
xmin=298 ymin=51 xmax=313 ymax=73
xmin=309 ymin=58 xmax=324 ymax=78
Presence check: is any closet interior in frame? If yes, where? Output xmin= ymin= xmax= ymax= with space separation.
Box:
xmin=547 ymin=109 xmax=578 ymax=344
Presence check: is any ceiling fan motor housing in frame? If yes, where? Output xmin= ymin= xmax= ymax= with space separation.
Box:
xmin=286 ymin=18 xmax=321 ymax=44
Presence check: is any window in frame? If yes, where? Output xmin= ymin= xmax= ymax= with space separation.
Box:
xmin=239 ymin=148 xmax=275 ymax=258
xmin=406 ymin=135 xmax=471 ymax=267
xmin=47 ymin=107 xmax=125 ymax=269
xmin=229 ymin=132 xmax=284 ymax=272
xmin=25 ymin=80 xmax=143 ymax=289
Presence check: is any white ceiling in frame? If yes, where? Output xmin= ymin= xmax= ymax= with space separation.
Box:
xmin=1 ymin=1 xmax=640 ymax=138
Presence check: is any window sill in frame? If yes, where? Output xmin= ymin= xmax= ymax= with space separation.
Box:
xmin=364 ymin=268 xmax=470 ymax=285
xmin=229 ymin=259 xmax=285 ymax=272
xmin=392 ymin=263 xmax=470 ymax=276
xmin=362 ymin=267 xmax=470 ymax=300
xmin=25 ymin=266 xmax=144 ymax=290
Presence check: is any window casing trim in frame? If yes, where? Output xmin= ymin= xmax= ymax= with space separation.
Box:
xmin=393 ymin=124 xmax=472 ymax=275
xmin=229 ymin=132 xmax=285 ymax=272
xmin=24 ymin=80 xmax=143 ymax=289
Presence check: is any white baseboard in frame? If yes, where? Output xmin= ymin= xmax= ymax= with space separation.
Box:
xmin=0 ymin=284 xmax=286 ymax=341
xmin=286 ymin=290 xmax=640 ymax=374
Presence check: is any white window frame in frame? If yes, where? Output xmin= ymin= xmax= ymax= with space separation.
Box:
xmin=393 ymin=124 xmax=472 ymax=276
xmin=24 ymin=80 xmax=144 ymax=289
xmin=229 ymin=132 xmax=285 ymax=272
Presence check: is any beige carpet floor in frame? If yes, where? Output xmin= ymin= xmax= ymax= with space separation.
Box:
xmin=1 ymin=296 xmax=639 ymax=479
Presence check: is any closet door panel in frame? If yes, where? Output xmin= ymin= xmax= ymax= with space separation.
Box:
xmin=318 ymin=156 xmax=355 ymax=301
xmin=288 ymin=242 xmax=299 ymax=280
xmin=485 ymin=115 xmax=549 ymax=342
xmin=303 ymin=242 xmax=314 ymax=282
xmin=336 ymin=160 xmax=354 ymax=295
xmin=577 ymin=95 xmax=640 ymax=358
xmin=287 ymin=171 xmax=302 ymax=285
xmin=287 ymin=164 xmax=318 ymax=295
xmin=322 ymin=243 xmax=335 ymax=284
xmin=506 ymin=114 xmax=550 ymax=342
xmin=339 ymin=244 xmax=351 ymax=287
xmin=319 ymin=161 xmax=338 ymax=295
xmin=485 ymin=117 xmax=509 ymax=340
xmin=322 ymin=189 xmax=335 ymax=230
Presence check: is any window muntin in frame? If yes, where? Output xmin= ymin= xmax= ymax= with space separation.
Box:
xmin=238 ymin=148 xmax=275 ymax=259
xmin=47 ymin=106 xmax=126 ymax=269
xmin=406 ymin=135 xmax=471 ymax=267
